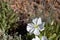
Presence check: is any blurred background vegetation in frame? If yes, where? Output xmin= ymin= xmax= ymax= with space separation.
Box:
xmin=0 ymin=0 xmax=60 ymax=40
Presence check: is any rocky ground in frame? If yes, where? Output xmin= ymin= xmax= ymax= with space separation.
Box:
xmin=3 ymin=0 xmax=60 ymax=23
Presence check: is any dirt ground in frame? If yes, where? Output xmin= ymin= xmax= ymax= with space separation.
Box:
xmin=4 ymin=0 xmax=60 ymax=23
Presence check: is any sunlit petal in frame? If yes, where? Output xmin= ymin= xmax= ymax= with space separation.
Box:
xmin=33 ymin=28 xmax=40 ymax=35
xmin=37 ymin=18 xmax=42 ymax=25
xmin=29 ymin=28 xmax=34 ymax=34
xmin=27 ymin=23 xmax=34 ymax=27
xmin=38 ymin=22 xmax=45 ymax=31
xmin=32 ymin=18 xmax=38 ymax=24
xmin=32 ymin=36 xmax=40 ymax=40
xmin=32 ymin=38 xmax=35 ymax=40
xmin=27 ymin=23 xmax=34 ymax=32
xmin=41 ymin=36 xmax=47 ymax=40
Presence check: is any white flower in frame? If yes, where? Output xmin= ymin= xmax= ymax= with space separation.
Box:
xmin=27 ymin=17 xmax=45 ymax=35
xmin=32 ymin=36 xmax=40 ymax=40
xmin=41 ymin=36 xmax=47 ymax=40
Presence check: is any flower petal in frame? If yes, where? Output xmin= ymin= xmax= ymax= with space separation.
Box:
xmin=27 ymin=23 xmax=34 ymax=27
xmin=32 ymin=36 xmax=40 ymax=40
xmin=29 ymin=28 xmax=34 ymax=34
xmin=33 ymin=28 xmax=40 ymax=35
xmin=41 ymin=36 xmax=47 ymax=40
xmin=27 ymin=23 xmax=34 ymax=32
xmin=35 ymin=36 xmax=40 ymax=40
xmin=32 ymin=38 xmax=35 ymax=40
xmin=38 ymin=22 xmax=45 ymax=31
xmin=37 ymin=18 xmax=42 ymax=25
xmin=32 ymin=18 xmax=38 ymax=24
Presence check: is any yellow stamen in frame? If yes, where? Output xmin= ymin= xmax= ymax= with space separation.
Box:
xmin=34 ymin=25 xmax=38 ymax=28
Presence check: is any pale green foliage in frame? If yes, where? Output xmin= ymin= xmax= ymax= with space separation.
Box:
xmin=0 ymin=0 xmax=18 ymax=35
xmin=0 ymin=0 xmax=21 ymax=40
xmin=45 ymin=21 xmax=60 ymax=40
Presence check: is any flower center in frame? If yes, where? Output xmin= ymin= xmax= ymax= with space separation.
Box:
xmin=34 ymin=25 xmax=38 ymax=28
